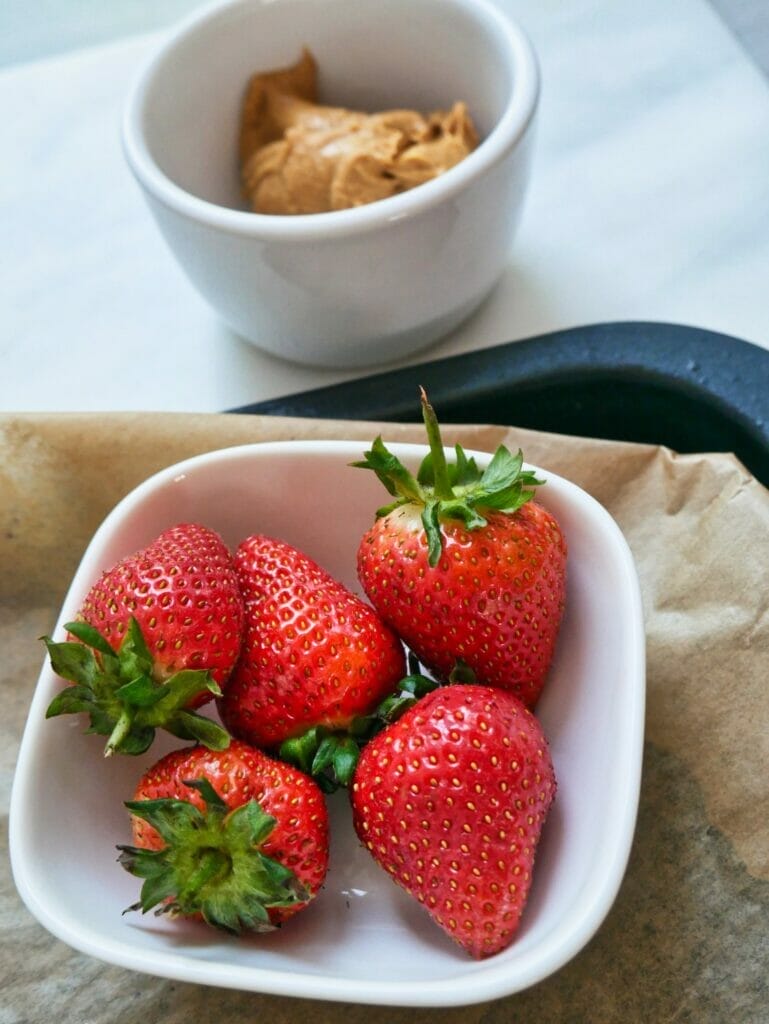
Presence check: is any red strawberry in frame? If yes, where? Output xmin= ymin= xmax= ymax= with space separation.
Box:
xmin=350 ymin=684 xmax=556 ymax=958
xmin=218 ymin=535 xmax=406 ymax=787
xmin=119 ymin=739 xmax=329 ymax=933
xmin=355 ymin=391 xmax=567 ymax=707
xmin=43 ymin=523 xmax=243 ymax=755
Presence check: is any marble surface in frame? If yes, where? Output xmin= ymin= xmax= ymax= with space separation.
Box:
xmin=710 ymin=0 xmax=769 ymax=73
xmin=2 ymin=0 xmax=769 ymax=413
xmin=4 ymin=0 xmax=769 ymax=74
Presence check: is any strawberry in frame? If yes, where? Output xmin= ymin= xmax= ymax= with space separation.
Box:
xmin=119 ymin=739 xmax=329 ymax=933
xmin=218 ymin=535 xmax=406 ymax=788
xmin=354 ymin=391 xmax=567 ymax=708
xmin=43 ymin=523 xmax=243 ymax=755
xmin=350 ymin=684 xmax=556 ymax=958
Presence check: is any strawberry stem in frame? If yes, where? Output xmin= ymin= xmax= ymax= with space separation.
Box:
xmin=420 ymin=386 xmax=453 ymax=501
xmin=278 ymin=669 xmax=441 ymax=790
xmin=105 ymin=709 xmax=133 ymax=758
xmin=179 ymin=848 xmax=229 ymax=900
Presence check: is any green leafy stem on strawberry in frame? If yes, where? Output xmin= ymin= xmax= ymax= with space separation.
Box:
xmin=278 ymin=654 xmax=476 ymax=792
xmin=118 ymin=777 xmax=307 ymax=933
xmin=352 ymin=386 xmax=545 ymax=566
xmin=278 ymin=670 xmax=438 ymax=793
xmin=43 ymin=617 xmax=230 ymax=756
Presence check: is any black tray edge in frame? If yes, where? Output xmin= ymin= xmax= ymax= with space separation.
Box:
xmin=230 ymin=321 xmax=769 ymax=486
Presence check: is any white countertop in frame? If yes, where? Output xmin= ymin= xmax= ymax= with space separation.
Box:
xmin=2 ymin=0 xmax=769 ymax=413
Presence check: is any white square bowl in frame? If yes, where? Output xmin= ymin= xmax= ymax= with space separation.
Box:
xmin=9 ymin=440 xmax=645 ymax=1007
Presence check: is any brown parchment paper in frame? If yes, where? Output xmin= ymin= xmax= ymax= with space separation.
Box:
xmin=1 ymin=411 xmax=767 ymax=1023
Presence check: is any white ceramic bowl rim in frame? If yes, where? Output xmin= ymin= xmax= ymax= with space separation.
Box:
xmin=122 ymin=0 xmax=540 ymax=241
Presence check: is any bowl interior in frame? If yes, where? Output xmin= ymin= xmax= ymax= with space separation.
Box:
xmin=10 ymin=442 xmax=644 ymax=1006
xmin=135 ymin=0 xmax=516 ymax=209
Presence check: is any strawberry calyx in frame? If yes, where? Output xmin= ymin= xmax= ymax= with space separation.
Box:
xmin=279 ymin=729 xmax=360 ymax=793
xmin=353 ymin=387 xmax=544 ymax=566
xmin=118 ymin=777 xmax=308 ymax=934
xmin=278 ymin=668 xmax=440 ymax=791
xmin=43 ymin=617 xmax=230 ymax=756
xmin=361 ymin=671 xmax=442 ymax=741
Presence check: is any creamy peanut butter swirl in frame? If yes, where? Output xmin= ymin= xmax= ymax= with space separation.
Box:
xmin=239 ymin=49 xmax=478 ymax=215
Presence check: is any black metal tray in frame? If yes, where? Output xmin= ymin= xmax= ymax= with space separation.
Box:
xmin=233 ymin=321 xmax=769 ymax=486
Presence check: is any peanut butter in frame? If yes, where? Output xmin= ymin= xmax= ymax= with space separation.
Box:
xmin=239 ymin=49 xmax=478 ymax=215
